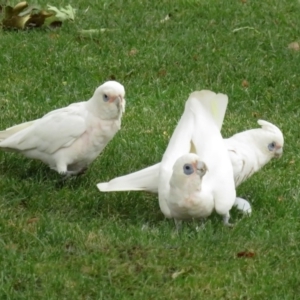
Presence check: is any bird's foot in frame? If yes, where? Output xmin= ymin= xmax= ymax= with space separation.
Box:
xmin=223 ymin=214 xmax=234 ymax=228
xmin=174 ymin=219 xmax=182 ymax=233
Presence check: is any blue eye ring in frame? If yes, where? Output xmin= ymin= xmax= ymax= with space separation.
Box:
xmin=183 ymin=163 xmax=194 ymax=175
xmin=268 ymin=142 xmax=276 ymax=151
xmin=103 ymin=94 xmax=109 ymax=102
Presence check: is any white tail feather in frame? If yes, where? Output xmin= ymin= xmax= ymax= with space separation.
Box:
xmin=97 ymin=163 xmax=160 ymax=193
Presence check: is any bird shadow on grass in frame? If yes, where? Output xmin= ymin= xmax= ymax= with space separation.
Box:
xmin=0 ymin=154 xmax=90 ymax=188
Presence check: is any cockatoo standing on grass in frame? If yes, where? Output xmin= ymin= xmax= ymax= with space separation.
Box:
xmin=0 ymin=81 xmax=126 ymax=176
xmin=156 ymin=90 xmax=236 ymax=226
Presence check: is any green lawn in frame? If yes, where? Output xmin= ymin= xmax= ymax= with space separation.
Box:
xmin=0 ymin=0 xmax=300 ymax=298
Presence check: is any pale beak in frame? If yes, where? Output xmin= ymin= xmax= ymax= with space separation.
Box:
xmin=196 ymin=161 xmax=207 ymax=177
xmin=110 ymin=96 xmax=125 ymax=112
xmin=274 ymin=146 xmax=283 ymax=158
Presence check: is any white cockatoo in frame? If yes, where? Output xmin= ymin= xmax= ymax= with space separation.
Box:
xmin=224 ymin=120 xmax=283 ymax=187
xmin=0 ymin=81 xmax=126 ymax=176
xmin=97 ymin=118 xmax=283 ymax=215
xmin=99 ymin=90 xmax=237 ymax=225
xmin=155 ymin=90 xmax=236 ymax=225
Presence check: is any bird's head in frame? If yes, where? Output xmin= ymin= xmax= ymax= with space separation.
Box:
xmin=90 ymin=81 xmax=126 ymax=120
xmin=257 ymin=120 xmax=284 ymax=159
xmin=172 ymin=153 xmax=208 ymax=181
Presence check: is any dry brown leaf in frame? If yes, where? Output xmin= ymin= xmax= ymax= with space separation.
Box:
xmin=288 ymin=42 xmax=300 ymax=51
xmin=242 ymin=79 xmax=249 ymax=88
xmin=289 ymin=160 xmax=295 ymax=164
xmin=278 ymin=196 xmax=284 ymax=201
xmin=237 ymin=251 xmax=255 ymax=258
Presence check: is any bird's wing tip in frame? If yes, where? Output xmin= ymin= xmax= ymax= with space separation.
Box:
xmin=96 ymin=182 xmax=109 ymax=192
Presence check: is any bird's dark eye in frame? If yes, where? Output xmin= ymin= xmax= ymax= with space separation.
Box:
xmin=103 ymin=94 xmax=109 ymax=102
xmin=183 ymin=163 xmax=194 ymax=175
xmin=268 ymin=142 xmax=276 ymax=151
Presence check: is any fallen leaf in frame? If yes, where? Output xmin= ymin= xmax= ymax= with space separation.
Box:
xmin=278 ymin=196 xmax=284 ymax=201
xmin=46 ymin=4 xmax=75 ymax=22
xmin=237 ymin=251 xmax=255 ymax=258
xmin=2 ymin=3 xmax=31 ymax=29
xmin=25 ymin=10 xmax=54 ymax=28
xmin=27 ymin=217 xmax=39 ymax=224
xmin=129 ymin=48 xmax=138 ymax=56
xmin=1 ymin=2 xmax=74 ymax=30
xmin=241 ymin=0 xmax=247 ymax=3
xmin=288 ymin=42 xmax=300 ymax=51
xmin=242 ymin=79 xmax=249 ymax=88
xmin=289 ymin=160 xmax=295 ymax=164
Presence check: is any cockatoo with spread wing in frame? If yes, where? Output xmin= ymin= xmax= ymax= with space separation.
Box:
xmin=156 ymin=90 xmax=236 ymax=225
xmin=99 ymin=90 xmax=236 ymax=225
xmin=0 ymin=81 xmax=126 ymax=176
xmin=97 ymin=118 xmax=283 ymax=215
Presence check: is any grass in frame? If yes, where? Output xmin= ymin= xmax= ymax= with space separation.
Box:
xmin=0 ymin=0 xmax=300 ymax=298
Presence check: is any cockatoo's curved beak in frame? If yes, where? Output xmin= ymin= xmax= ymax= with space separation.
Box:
xmin=195 ymin=161 xmax=207 ymax=177
xmin=110 ymin=96 xmax=125 ymax=112
xmin=275 ymin=146 xmax=283 ymax=158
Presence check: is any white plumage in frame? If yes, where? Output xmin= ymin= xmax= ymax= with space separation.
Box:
xmin=99 ymin=90 xmax=236 ymax=225
xmin=0 ymin=81 xmax=126 ymax=176
xmin=225 ymin=120 xmax=284 ymax=187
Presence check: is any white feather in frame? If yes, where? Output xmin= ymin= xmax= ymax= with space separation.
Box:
xmin=0 ymin=81 xmax=126 ymax=175
xmin=157 ymin=90 xmax=236 ymax=222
